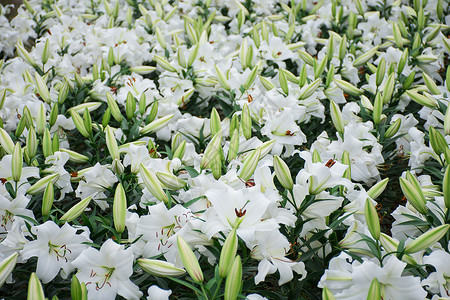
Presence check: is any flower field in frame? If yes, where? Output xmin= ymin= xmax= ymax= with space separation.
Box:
xmin=1 ymin=0 xmax=450 ymax=299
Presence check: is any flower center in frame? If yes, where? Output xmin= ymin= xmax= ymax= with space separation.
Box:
xmin=86 ymin=267 xmax=115 ymax=291
xmin=48 ymin=242 xmax=72 ymax=262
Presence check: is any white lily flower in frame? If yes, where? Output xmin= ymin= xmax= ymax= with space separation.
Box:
xmin=147 ymin=285 xmax=172 ymax=300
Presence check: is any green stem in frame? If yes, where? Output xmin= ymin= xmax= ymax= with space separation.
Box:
xmin=200 ymin=284 xmax=209 ymax=300
xmin=211 ymin=277 xmax=223 ymax=300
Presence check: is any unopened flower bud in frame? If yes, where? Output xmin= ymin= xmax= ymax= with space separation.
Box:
xmin=70 ymin=110 xmax=89 ymax=138
xmin=300 ymin=78 xmax=321 ymax=100
xmin=367 ymin=278 xmax=381 ymax=300
xmin=241 ymin=103 xmax=252 ymax=140
xmin=405 ymin=224 xmax=450 ymax=254
xmin=28 ymin=273 xmax=45 ymax=300
xmin=333 ymin=78 xmax=362 ymax=96
xmin=125 ymin=92 xmax=136 ymax=119
xmin=201 ymin=130 xmax=222 ymax=169
xmin=42 ymin=128 xmax=53 ymax=158
xmin=139 ymin=164 xmax=168 ymax=203
xmin=365 ymin=198 xmax=380 ymax=240
xmin=218 ymin=229 xmax=238 ymax=278
xmin=106 ymin=92 xmax=123 ymax=122
xmin=177 ymin=236 xmax=203 ymax=283
xmin=330 ymin=100 xmax=344 ymax=135
xmin=27 ymin=173 xmax=60 ymax=195
xmin=42 ymin=182 xmax=54 ymax=217
xmin=36 ymin=103 xmax=46 ymax=136
xmin=0 ymin=128 xmax=14 ymax=154
xmin=156 ymin=172 xmax=186 ymax=190
xmin=11 ymin=143 xmax=23 ymax=182
xmin=352 ymin=46 xmax=379 ymax=67
xmin=138 ymin=259 xmax=186 ymax=277
xmin=228 ymin=130 xmax=239 ymax=162
xmin=60 ymin=196 xmax=92 ymax=222
xmin=384 ymin=118 xmax=401 ymax=139
xmin=113 ymin=183 xmax=127 ymax=234
xmin=35 ymin=73 xmax=51 ymax=104
xmin=322 ymin=287 xmax=336 ymax=300
xmin=154 ymin=55 xmax=177 ymax=72
xmin=140 ymin=115 xmax=174 ymax=135
xmin=173 ymin=140 xmax=186 ymax=160
xmin=239 ymin=147 xmax=261 ymax=181
xmin=224 ymin=255 xmax=242 ymax=300
xmin=273 ymin=155 xmax=293 ymax=190
xmin=0 ymin=253 xmax=18 ymax=289
xmin=399 ymin=177 xmax=427 ymax=215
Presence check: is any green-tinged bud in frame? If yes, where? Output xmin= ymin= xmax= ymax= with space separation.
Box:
xmin=35 ymin=73 xmax=51 ymax=104
xmin=218 ymin=229 xmax=238 ymax=278
xmin=59 ymin=149 xmax=89 ymax=163
xmin=49 ymin=103 xmax=58 ymax=128
xmin=373 ymin=92 xmax=383 ymax=125
xmin=194 ymin=77 xmax=218 ymax=87
xmin=437 ymin=0 xmax=444 ymax=21
xmin=224 ymin=255 xmax=242 ymax=300
xmin=139 ymin=164 xmax=168 ymax=203
xmin=42 ymin=39 xmax=50 ymax=65
xmin=279 ymin=69 xmax=289 ymax=95
xmin=257 ymin=139 xmax=276 ymax=159
xmin=215 ymin=65 xmax=230 ymax=91
xmin=379 ymin=233 xmax=417 ymax=264
xmin=230 ymin=114 xmax=240 ymax=138
xmin=299 ymin=64 xmax=307 ymax=88
xmin=228 ymin=130 xmax=239 ymax=162
xmin=392 ymin=23 xmax=403 ymax=48
xmin=239 ymin=147 xmax=261 ymax=181
xmin=125 ymin=92 xmax=136 ymax=119
xmin=187 ymin=43 xmax=200 ymax=67
xmin=412 ymin=32 xmax=421 ymax=52
xmin=129 ymin=66 xmax=156 ymax=75
xmin=186 ymin=23 xmax=198 ymax=45
xmin=138 ymin=259 xmax=186 ymax=277
xmin=106 ymin=92 xmax=123 ymax=122
xmin=443 ymin=165 xmax=450 ymax=209
xmin=22 ymin=106 xmax=32 ymax=129
xmin=26 ymin=127 xmax=37 ymax=160
xmin=28 ymin=273 xmax=45 ymax=300
xmin=367 ymin=278 xmax=381 ymax=300
xmin=325 ymin=65 xmax=335 ymax=88
xmin=42 ymin=128 xmax=53 ymax=158
xmin=82 ymin=108 xmax=92 ymax=135
xmin=211 ymin=156 xmax=222 ymax=180
xmin=154 ymin=55 xmax=177 ymax=73
xmin=261 ymin=20 xmax=269 ymax=42
xmin=365 ymin=198 xmax=380 ymax=240
xmin=173 ymin=140 xmax=186 ymax=160
xmin=27 ymin=173 xmax=59 ymax=196
xmin=426 ymin=26 xmax=441 ymax=44
xmin=140 ymin=115 xmax=174 ymax=135
xmin=113 ymin=183 xmax=127 ymax=234
xmin=429 ymin=126 xmax=447 ymax=156
xmin=71 ymin=275 xmax=83 ymax=300
xmin=246 ymin=45 xmax=254 ymax=68
xmin=241 ymin=103 xmax=252 ymax=140
xmin=171 ymin=133 xmax=182 ymax=154
xmin=339 ymin=35 xmax=347 ymax=61
xmin=107 ymin=47 xmax=114 ymax=66
xmin=314 ymin=57 xmax=327 ymax=79
xmin=423 ymin=72 xmax=440 ymax=95
xmin=92 ymin=63 xmax=99 ymax=81
xmin=376 ymin=58 xmax=386 ymax=87
xmin=405 ymin=90 xmax=437 ymax=108
xmin=405 ymin=224 xmax=450 ymax=254
xmin=341 ymin=151 xmax=351 ymax=180
xmin=322 ymin=287 xmax=336 ymax=300
xmin=403 ymin=71 xmax=415 ymax=90
xmin=399 ymin=177 xmax=427 ymax=215
xmin=385 ymin=118 xmax=401 ymax=139
xmin=298 ymin=50 xmax=314 ymax=66
xmin=447 ymin=67 xmax=450 ymax=92
xmin=15 ymin=117 xmax=26 ymax=138
xmin=367 ymin=178 xmax=389 ymax=200
xmin=155 ymin=26 xmax=167 ymax=49
xmin=210 ymin=108 xmax=221 ymax=137
xmin=273 ymin=155 xmax=293 ymax=190
xmin=177 ymin=236 xmax=203 ymax=283
xmin=252 ymin=25 xmax=260 ymax=48
xmin=60 ymin=196 xmax=92 ymax=222
xmin=259 ymin=76 xmax=275 ymax=91
xmin=69 ymin=102 xmax=102 ymax=114
xmin=417 ymin=7 xmax=424 ymax=32
xmin=0 ymin=252 xmax=18 ymax=289
xmin=416 ymin=55 xmax=438 ymax=63
xmin=148 ymin=100 xmax=158 ymax=123
xmin=327 ymin=36 xmax=334 ymax=62
xmin=353 ymin=46 xmax=379 ymax=67
xmin=300 ymin=78 xmax=321 ymax=100
xmin=105 ymin=126 xmax=119 ymax=160
xmin=367 ymin=63 xmax=377 ymax=74
xmin=0 ymin=89 xmax=6 ymax=110
xmin=312 ymin=149 xmax=322 ymax=163
xmin=16 ymin=41 xmax=37 ymax=67
xmin=11 ymin=143 xmax=23 ymax=182
xmin=0 ymin=128 xmax=14 ymax=154
xmin=244 ymin=64 xmax=259 ymax=89
xmin=333 ymin=78 xmax=362 ymax=96
xmin=176 ymin=88 xmax=195 ymax=106
xmin=139 ymin=94 xmax=147 ymax=116
xmin=156 ymin=172 xmax=186 ymax=190
xmin=42 ymin=182 xmax=54 ymax=216
xmin=36 ymin=103 xmax=46 ymax=136
xmin=201 ymin=130 xmax=223 ymax=169
xmin=70 ymin=110 xmax=89 ymax=138
xmin=330 ymin=100 xmax=344 ymax=135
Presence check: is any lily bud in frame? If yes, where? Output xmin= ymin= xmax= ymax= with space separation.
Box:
xmin=330 ymin=100 xmax=344 ymax=135
xmin=273 ymin=155 xmax=293 ymax=190
xmin=215 ymin=65 xmax=231 ymax=91
xmin=16 ymin=40 xmax=37 ymax=67
xmin=140 ymin=115 xmax=174 ymax=135
xmin=443 ymin=165 xmax=450 ymax=209
xmin=367 ymin=178 xmax=389 ymax=200
xmin=365 ymin=198 xmax=380 ymax=240
xmin=69 ymin=102 xmax=102 ymax=115
xmin=147 ymin=100 xmax=158 ymax=123
xmin=105 ymin=126 xmax=119 ymax=160
xmin=239 ymin=147 xmax=261 ymax=181
xmin=139 ymin=164 xmax=168 ymax=203
xmin=138 ymin=259 xmax=186 ymax=277
xmin=82 ymin=108 xmax=92 ymax=135
xmin=0 ymin=252 xmax=18 ymax=288
xmin=0 ymin=128 xmax=14 ymax=154
xmin=156 ymin=172 xmax=186 ymax=190
xmin=36 ymin=103 xmax=46 ymax=136
xmin=49 ymin=103 xmax=58 ymax=128
xmin=0 ymin=89 xmax=6 ymax=111
xmin=382 ymin=73 xmax=395 ymax=104
xmin=244 ymin=65 xmax=259 ymax=89
xmin=338 ymin=35 xmax=347 ymax=61
xmin=429 ymin=126 xmax=447 ymax=156
xmin=312 ymin=149 xmax=322 ymax=163
xmin=405 ymin=90 xmax=437 ymax=108
xmin=218 ymin=229 xmax=238 ymax=278
xmin=60 ymin=149 xmax=89 ymax=163
xmin=42 ymin=128 xmax=53 ymax=158
xmin=11 ymin=143 xmax=23 ymax=182
xmin=229 ymin=114 xmax=240 ymax=138
xmin=42 ymin=39 xmax=50 ymax=65
xmin=106 ymin=92 xmax=123 ymax=122
xmin=129 ymin=66 xmax=156 ymax=75
xmin=60 ymin=196 xmax=92 ymax=222
xmin=367 ymin=278 xmax=381 ymax=300
xmin=373 ymin=92 xmax=383 ymax=125
xmin=27 ymin=173 xmax=60 ymax=195
xmin=210 ymin=108 xmax=221 ymax=137
xmin=341 ymin=151 xmax=351 ymax=180
xmin=333 ymin=78 xmax=362 ymax=96
xmin=201 ymin=130 xmax=223 ymax=169
xmin=26 ymin=127 xmax=37 ymax=161
xmin=299 ymin=64 xmax=307 ymax=88
xmin=28 ymin=273 xmax=45 ymax=300
xmin=446 ymin=67 xmax=450 ymax=92
xmin=154 ymin=55 xmax=177 ymax=72
xmin=15 ymin=117 xmax=26 ymax=138
xmin=42 ymin=182 xmax=54 ymax=217
xmin=399 ymin=177 xmax=427 ymax=214
xmin=172 ymin=140 xmax=186 ymax=160
xmin=70 ymin=110 xmax=89 ymax=138
xmin=298 ymin=50 xmax=314 ymax=66
xmin=224 ymin=255 xmax=242 ymax=300
xmin=228 ymin=130 xmax=239 ymax=162
xmin=314 ymin=57 xmax=327 ymax=80
xmin=35 ymin=73 xmax=51 ymax=104
xmin=177 ymin=236 xmax=203 ymax=283
xmin=392 ymin=22 xmax=403 ymax=48
xmin=176 ymin=88 xmax=195 ymax=106
xmin=322 ymin=287 xmax=336 ymax=300
xmin=384 ymin=119 xmax=401 ymax=139
xmin=241 ymin=103 xmax=252 ymax=140
xmin=405 ymin=224 xmax=450 ymax=254
xmin=299 ymin=78 xmax=321 ymax=100
xmin=279 ymin=69 xmax=289 ymax=95
xmin=423 ymin=72 xmax=440 ymax=95
xmin=257 ymin=139 xmax=276 ymax=158
xmin=353 ymin=46 xmax=379 ymax=67
xmin=125 ymin=92 xmax=136 ymax=119
xmin=259 ymin=75 xmax=275 ymax=91
xmin=113 ymin=183 xmax=127 ymax=234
